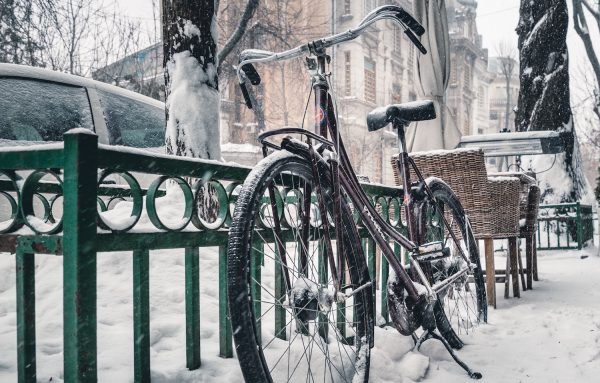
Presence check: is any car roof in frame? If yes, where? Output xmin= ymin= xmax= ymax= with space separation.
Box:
xmin=0 ymin=63 xmax=164 ymax=110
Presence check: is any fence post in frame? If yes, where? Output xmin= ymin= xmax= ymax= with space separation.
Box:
xmin=576 ymin=202 xmax=583 ymax=250
xmin=133 ymin=249 xmax=150 ymax=382
xmin=16 ymin=245 xmax=36 ymax=383
xmin=185 ymin=247 xmax=201 ymax=369
xmin=218 ymin=245 xmax=233 ymax=358
xmin=63 ymin=130 xmax=98 ymax=382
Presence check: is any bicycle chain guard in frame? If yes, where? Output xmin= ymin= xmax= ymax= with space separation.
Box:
xmin=387 ymin=274 xmax=426 ymax=335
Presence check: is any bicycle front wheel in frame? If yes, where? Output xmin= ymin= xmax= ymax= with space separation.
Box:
xmin=228 ymin=150 xmax=374 ymax=383
xmin=422 ymin=177 xmax=487 ymax=349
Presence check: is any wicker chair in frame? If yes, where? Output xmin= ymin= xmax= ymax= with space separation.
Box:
xmin=490 ymin=172 xmax=541 ymax=291
xmin=391 ymin=149 xmax=523 ymax=307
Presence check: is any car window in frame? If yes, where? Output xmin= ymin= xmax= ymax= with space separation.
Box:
xmin=97 ymin=90 xmax=165 ymax=148
xmin=0 ymin=78 xmax=93 ymax=141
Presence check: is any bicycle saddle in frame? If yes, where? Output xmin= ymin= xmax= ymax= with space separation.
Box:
xmin=367 ymin=100 xmax=436 ymax=132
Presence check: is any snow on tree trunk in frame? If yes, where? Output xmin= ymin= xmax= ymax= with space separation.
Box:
xmin=162 ymin=0 xmax=221 ymax=160
xmin=515 ymin=0 xmax=589 ymax=202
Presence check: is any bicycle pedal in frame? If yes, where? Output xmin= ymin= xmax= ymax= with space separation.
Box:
xmin=412 ymin=241 xmax=450 ymax=262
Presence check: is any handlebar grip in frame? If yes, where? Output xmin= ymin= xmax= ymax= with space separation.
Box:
xmin=241 ymin=63 xmax=261 ymax=85
xmin=397 ymin=10 xmax=425 ymax=36
xmin=240 ymin=82 xmax=253 ymax=109
xmin=404 ymin=30 xmax=427 ymax=54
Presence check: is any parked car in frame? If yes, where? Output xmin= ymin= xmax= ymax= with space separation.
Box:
xmin=0 ymin=63 xmax=166 ymax=148
xmin=0 ymin=64 xmax=170 ymax=227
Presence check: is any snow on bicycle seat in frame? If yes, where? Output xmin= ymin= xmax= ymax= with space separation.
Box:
xmin=367 ymin=100 xmax=436 ymax=132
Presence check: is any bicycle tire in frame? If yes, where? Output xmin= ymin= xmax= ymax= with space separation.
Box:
xmin=228 ymin=150 xmax=374 ymax=383
xmin=423 ymin=177 xmax=487 ymax=349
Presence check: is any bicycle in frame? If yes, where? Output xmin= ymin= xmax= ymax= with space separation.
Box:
xmin=227 ymin=5 xmax=486 ymax=382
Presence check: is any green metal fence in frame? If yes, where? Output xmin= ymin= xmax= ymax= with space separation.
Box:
xmin=0 ymin=131 xmax=408 ymax=383
xmin=536 ymin=202 xmax=595 ymax=250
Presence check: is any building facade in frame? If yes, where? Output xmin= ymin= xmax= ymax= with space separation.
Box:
xmin=446 ymin=0 xmax=495 ymax=136
xmin=488 ymin=56 xmax=520 ymax=133
xmin=95 ymin=0 xmax=498 ymax=185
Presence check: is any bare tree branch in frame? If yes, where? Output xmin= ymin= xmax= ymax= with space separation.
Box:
xmin=573 ymin=0 xmax=600 ymax=88
xmin=217 ymin=0 xmax=259 ymax=71
xmin=582 ymin=0 xmax=600 ymax=18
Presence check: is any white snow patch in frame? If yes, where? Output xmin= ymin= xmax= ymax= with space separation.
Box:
xmin=399 ymin=351 xmax=430 ymax=381
xmin=221 ymin=142 xmax=260 ymax=153
xmin=165 ymin=50 xmax=221 ymax=160
xmin=180 ymin=19 xmax=201 ymax=38
xmin=2 ymin=247 xmax=600 ymax=381
xmin=64 ymin=127 xmax=96 ymax=135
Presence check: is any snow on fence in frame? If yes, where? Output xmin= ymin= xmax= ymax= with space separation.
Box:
xmin=0 ymin=131 xmax=408 ymax=382
xmin=536 ymin=202 xmax=595 ymax=250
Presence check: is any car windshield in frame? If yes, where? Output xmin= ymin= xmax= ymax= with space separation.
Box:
xmin=0 ymin=78 xmax=93 ymax=142
xmin=98 ymin=90 xmax=165 ymax=148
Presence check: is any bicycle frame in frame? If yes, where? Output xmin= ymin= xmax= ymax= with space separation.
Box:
xmin=258 ymin=52 xmax=473 ymax=304
xmin=244 ymin=4 xmax=473 ymax=308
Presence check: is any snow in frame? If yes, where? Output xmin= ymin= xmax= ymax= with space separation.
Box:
xmin=487 ymin=176 xmax=518 ymax=182
xmin=221 ymin=142 xmax=260 ymax=154
xmin=1 ymin=246 xmax=599 ymax=381
xmin=64 ymin=127 xmax=96 ymax=136
xmin=410 ymin=147 xmax=477 ymax=157
xmin=524 ymin=153 xmax=574 ymax=204
xmin=523 ymin=13 xmax=548 ymax=50
xmin=397 ymin=352 xmax=430 ymax=381
xmin=165 ymin=46 xmax=221 ymax=160
xmin=0 ymin=142 xmax=63 ymax=152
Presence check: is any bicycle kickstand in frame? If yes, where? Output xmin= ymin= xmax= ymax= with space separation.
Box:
xmin=412 ymin=330 xmax=482 ymax=380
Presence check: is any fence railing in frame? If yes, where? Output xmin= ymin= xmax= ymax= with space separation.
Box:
xmin=0 ymin=131 xmax=408 ymax=382
xmin=536 ymin=202 xmax=595 ymax=250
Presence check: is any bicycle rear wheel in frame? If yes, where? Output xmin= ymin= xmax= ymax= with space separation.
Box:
xmin=228 ymin=150 xmax=374 ymax=383
xmin=422 ymin=177 xmax=487 ymax=349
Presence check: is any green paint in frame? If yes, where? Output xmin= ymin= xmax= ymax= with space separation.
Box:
xmin=62 ymin=131 xmax=98 ymax=382
xmin=133 ymin=249 xmax=150 ymax=382
xmin=218 ymin=246 xmax=233 ymax=358
xmin=185 ymin=247 xmax=201 ymax=369
xmin=16 ymin=248 xmax=35 ymax=383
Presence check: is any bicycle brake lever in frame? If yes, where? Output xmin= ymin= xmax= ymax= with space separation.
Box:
xmin=404 ymin=29 xmax=427 ymax=54
xmin=241 ymin=63 xmax=261 ymax=85
xmin=240 ymin=81 xmax=253 ymax=109
xmin=396 ymin=10 xmax=425 ymax=36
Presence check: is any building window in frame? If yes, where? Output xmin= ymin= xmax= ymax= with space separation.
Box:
xmin=408 ymin=45 xmax=415 ymax=70
xmin=490 ymin=110 xmax=498 ymax=120
xmin=450 ymin=63 xmax=457 ymax=84
xmin=409 ymin=92 xmax=417 ymax=101
xmin=464 ymin=63 xmax=472 ymax=89
xmin=344 ymin=0 xmax=351 ymax=14
xmin=392 ymin=84 xmax=402 ymax=104
xmin=364 ymin=0 xmax=375 ymax=14
xmin=478 ymin=86 xmax=485 ymax=109
xmin=364 ymin=58 xmax=376 ymax=104
xmin=345 ymin=51 xmax=352 ymax=96
xmin=394 ymin=27 xmax=402 ymax=53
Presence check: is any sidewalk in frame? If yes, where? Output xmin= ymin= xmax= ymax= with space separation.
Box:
xmin=1 ymin=248 xmax=599 ymax=382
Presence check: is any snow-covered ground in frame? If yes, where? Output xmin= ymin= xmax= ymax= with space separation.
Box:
xmin=0 ymin=246 xmax=599 ymax=382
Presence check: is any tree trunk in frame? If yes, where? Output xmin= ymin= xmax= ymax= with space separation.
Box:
xmin=516 ymin=0 xmax=587 ymax=202
xmin=162 ymin=0 xmax=221 ymax=160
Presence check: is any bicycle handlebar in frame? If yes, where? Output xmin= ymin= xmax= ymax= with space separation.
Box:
xmin=237 ymin=5 xmax=427 ymax=109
